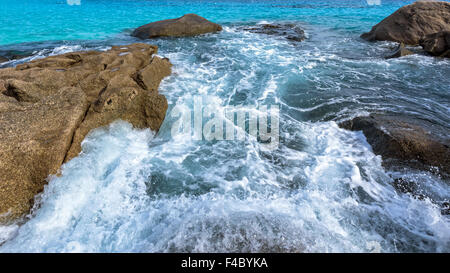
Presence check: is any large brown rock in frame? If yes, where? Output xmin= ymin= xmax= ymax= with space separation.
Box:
xmin=420 ymin=30 xmax=450 ymax=57
xmin=0 ymin=43 xmax=171 ymax=221
xmin=361 ymin=2 xmax=450 ymax=45
xmin=339 ymin=115 xmax=450 ymax=176
xmin=132 ymin=14 xmax=222 ymax=39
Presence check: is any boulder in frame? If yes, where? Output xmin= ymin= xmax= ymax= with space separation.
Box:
xmin=132 ymin=14 xmax=222 ymax=39
xmin=419 ymin=31 xmax=450 ymax=57
xmin=242 ymin=23 xmax=306 ymax=42
xmin=361 ymin=2 xmax=450 ymax=45
xmin=339 ymin=115 xmax=450 ymax=176
xmin=386 ymin=43 xmax=414 ymax=58
xmin=0 ymin=43 xmax=172 ymax=221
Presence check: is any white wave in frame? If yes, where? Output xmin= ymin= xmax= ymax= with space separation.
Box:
xmin=0 ymin=224 xmax=18 ymax=246
xmin=1 ymin=116 xmax=448 ymax=252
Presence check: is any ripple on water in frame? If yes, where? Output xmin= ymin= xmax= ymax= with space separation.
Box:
xmin=0 ymin=14 xmax=449 ymax=253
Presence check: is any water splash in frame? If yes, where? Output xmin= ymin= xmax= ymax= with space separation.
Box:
xmin=0 ymin=5 xmax=449 ymax=253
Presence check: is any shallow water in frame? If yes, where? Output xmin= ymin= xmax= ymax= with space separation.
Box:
xmin=0 ymin=0 xmax=449 ymax=252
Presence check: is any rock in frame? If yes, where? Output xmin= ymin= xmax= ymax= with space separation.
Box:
xmin=339 ymin=115 xmax=450 ymax=176
xmin=392 ymin=177 xmax=449 ymax=215
xmin=419 ymin=31 xmax=450 ymax=57
xmin=392 ymin=178 xmax=424 ymax=199
xmin=361 ymin=2 xmax=450 ymax=45
xmin=441 ymin=202 xmax=450 ymax=215
xmin=132 ymin=14 xmax=222 ymax=39
xmin=0 ymin=43 xmax=171 ymax=221
xmin=242 ymin=23 xmax=306 ymax=42
xmin=386 ymin=43 xmax=414 ymax=58
xmin=0 ymin=56 xmax=8 ymax=64
xmin=0 ymin=51 xmax=33 ymax=65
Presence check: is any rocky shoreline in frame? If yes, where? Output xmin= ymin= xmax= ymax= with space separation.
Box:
xmin=341 ymin=1 xmax=450 ymax=178
xmin=0 ymin=43 xmax=171 ymax=221
xmin=339 ymin=115 xmax=450 ymax=179
xmin=1 ymin=4 xmax=449 ymax=223
xmin=0 ymin=14 xmax=224 ymax=223
xmin=361 ymin=1 xmax=450 ymax=58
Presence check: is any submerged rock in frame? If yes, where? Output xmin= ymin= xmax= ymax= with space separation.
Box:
xmin=242 ymin=23 xmax=306 ymax=42
xmin=0 ymin=43 xmax=171 ymax=221
xmin=361 ymin=2 xmax=450 ymax=45
xmin=385 ymin=43 xmax=414 ymax=59
xmin=420 ymin=31 xmax=450 ymax=57
xmin=393 ymin=178 xmax=425 ymax=199
xmin=0 ymin=56 xmax=8 ymax=64
xmin=0 ymin=51 xmax=34 ymax=66
xmin=339 ymin=115 xmax=450 ymax=177
xmin=132 ymin=14 xmax=222 ymax=39
xmin=392 ymin=177 xmax=449 ymax=215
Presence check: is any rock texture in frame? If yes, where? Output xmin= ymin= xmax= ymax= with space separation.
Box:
xmin=132 ymin=14 xmax=222 ymax=39
xmin=242 ymin=24 xmax=306 ymax=42
xmin=0 ymin=43 xmax=171 ymax=221
xmin=339 ymin=115 xmax=450 ymax=176
xmin=361 ymin=2 xmax=450 ymax=45
xmin=420 ymin=31 xmax=450 ymax=57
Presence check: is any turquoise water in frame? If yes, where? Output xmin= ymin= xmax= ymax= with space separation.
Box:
xmin=1 ymin=0 xmax=408 ymax=45
xmin=0 ymin=0 xmax=449 ymax=252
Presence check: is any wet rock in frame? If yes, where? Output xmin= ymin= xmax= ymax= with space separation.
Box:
xmin=9 ymin=54 xmax=31 ymax=62
xmin=339 ymin=115 xmax=450 ymax=177
xmin=0 ymin=43 xmax=172 ymax=221
xmin=0 ymin=51 xmax=34 ymax=65
xmin=392 ymin=177 xmax=449 ymax=215
xmin=242 ymin=23 xmax=306 ymax=42
xmin=0 ymin=56 xmax=8 ymax=64
xmin=419 ymin=31 xmax=450 ymax=57
xmin=361 ymin=2 xmax=450 ymax=45
xmin=393 ymin=178 xmax=425 ymax=199
xmin=132 ymin=14 xmax=222 ymax=39
xmin=386 ymin=43 xmax=414 ymax=59
xmin=441 ymin=202 xmax=450 ymax=215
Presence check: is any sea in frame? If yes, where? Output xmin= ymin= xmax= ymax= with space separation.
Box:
xmin=0 ymin=0 xmax=449 ymax=252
